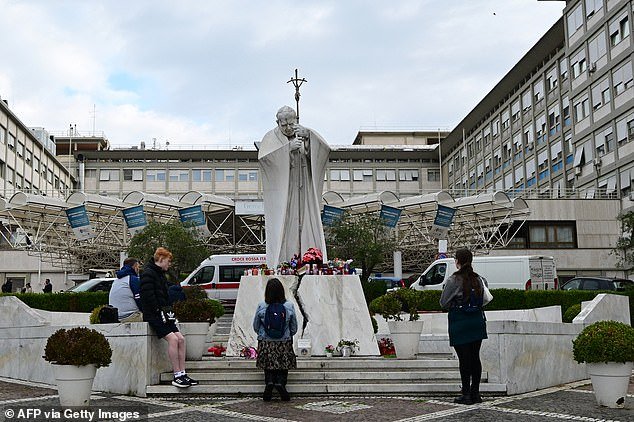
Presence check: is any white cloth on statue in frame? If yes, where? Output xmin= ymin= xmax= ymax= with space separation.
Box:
xmin=258 ymin=126 xmax=330 ymax=268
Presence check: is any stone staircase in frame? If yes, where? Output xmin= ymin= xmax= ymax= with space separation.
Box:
xmin=146 ymin=310 xmax=507 ymax=396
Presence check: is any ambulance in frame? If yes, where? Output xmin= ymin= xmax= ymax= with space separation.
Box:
xmin=180 ymin=254 xmax=267 ymax=301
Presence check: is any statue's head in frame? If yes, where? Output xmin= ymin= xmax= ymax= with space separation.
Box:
xmin=276 ymin=106 xmax=297 ymax=137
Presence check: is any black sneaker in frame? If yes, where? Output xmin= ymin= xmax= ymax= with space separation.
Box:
xmin=172 ymin=375 xmax=191 ymax=388
xmin=183 ymin=375 xmax=199 ymax=386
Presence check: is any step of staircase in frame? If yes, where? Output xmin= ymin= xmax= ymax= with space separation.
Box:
xmin=146 ymin=357 xmax=507 ymax=396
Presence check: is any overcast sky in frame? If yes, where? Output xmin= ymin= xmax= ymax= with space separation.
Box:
xmin=0 ymin=1 xmax=564 ymax=148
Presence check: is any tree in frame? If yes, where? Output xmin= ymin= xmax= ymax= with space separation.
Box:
xmin=614 ymin=210 xmax=634 ymax=275
xmin=325 ymin=212 xmax=398 ymax=283
xmin=127 ymin=220 xmax=210 ymax=281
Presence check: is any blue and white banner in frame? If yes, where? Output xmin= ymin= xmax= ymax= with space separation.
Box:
xmin=178 ymin=205 xmax=210 ymax=237
xmin=122 ymin=205 xmax=147 ymax=236
xmin=65 ymin=205 xmax=96 ymax=241
xmin=321 ymin=205 xmax=345 ymax=226
xmin=429 ymin=204 xmax=456 ymax=239
xmin=380 ymin=205 xmax=402 ymax=228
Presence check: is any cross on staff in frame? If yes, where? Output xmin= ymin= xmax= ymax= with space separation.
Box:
xmin=287 ymin=69 xmax=307 ymax=122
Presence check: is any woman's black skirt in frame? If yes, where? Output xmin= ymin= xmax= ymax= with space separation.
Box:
xmin=256 ymin=340 xmax=297 ymax=370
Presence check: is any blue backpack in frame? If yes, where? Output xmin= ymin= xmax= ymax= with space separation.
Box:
xmin=264 ymin=302 xmax=287 ymax=338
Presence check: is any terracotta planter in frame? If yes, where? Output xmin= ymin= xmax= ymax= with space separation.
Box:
xmin=53 ymin=364 xmax=97 ymax=407
xmin=387 ymin=320 xmax=424 ymax=359
xmin=586 ymin=361 xmax=633 ymax=408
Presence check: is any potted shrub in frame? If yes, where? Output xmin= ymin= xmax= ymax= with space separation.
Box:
xmin=572 ymin=320 xmax=634 ymax=408
xmin=43 ymin=327 xmax=112 ymax=407
xmin=369 ymin=289 xmax=423 ymax=359
xmin=174 ymin=286 xmax=225 ymax=360
xmin=337 ymin=338 xmax=359 ymax=357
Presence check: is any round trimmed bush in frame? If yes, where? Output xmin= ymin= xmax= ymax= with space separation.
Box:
xmin=572 ymin=320 xmax=634 ymax=364
xmin=43 ymin=327 xmax=112 ymax=368
xmin=563 ymin=303 xmax=582 ymax=323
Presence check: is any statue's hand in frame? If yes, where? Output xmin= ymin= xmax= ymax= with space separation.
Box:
xmin=293 ymin=125 xmax=310 ymax=141
xmin=289 ymin=138 xmax=303 ymax=152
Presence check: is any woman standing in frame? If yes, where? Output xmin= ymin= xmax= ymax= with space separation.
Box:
xmin=439 ymin=249 xmax=488 ymax=405
xmin=253 ymin=278 xmax=298 ymax=401
xmin=140 ymin=247 xmax=197 ymax=388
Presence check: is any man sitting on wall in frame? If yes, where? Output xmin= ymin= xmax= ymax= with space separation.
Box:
xmin=109 ymin=258 xmax=143 ymax=322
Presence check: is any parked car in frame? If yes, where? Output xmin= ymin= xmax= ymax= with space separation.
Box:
xmin=368 ymin=275 xmax=405 ymax=293
xmin=64 ymin=278 xmax=116 ymax=293
xmin=560 ymin=276 xmax=633 ymax=291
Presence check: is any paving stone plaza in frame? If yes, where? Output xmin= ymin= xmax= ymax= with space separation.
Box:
xmin=1 ymin=376 xmax=633 ymax=421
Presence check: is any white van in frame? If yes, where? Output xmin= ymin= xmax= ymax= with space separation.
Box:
xmin=180 ymin=254 xmax=267 ymax=301
xmin=410 ymin=255 xmax=558 ymax=291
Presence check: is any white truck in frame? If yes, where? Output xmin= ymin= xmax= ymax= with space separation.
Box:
xmin=410 ymin=255 xmax=558 ymax=291
xmin=180 ymin=254 xmax=267 ymax=301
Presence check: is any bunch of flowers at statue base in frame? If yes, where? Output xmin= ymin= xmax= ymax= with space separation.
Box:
xmin=239 ymin=346 xmax=258 ymax=359
xmin=277 ymin=261 xmax=296 ymax=276
xmin=322 ymin=258 xmax=355 ymax=275
xmin=324 ymin=344 xmax=336 ymax=354
xmin=207 ymin=344 xmax=226 ymax=357
xmin=244 ymin=264 xmax=274 ymax=276
xmin=337 ymin=338 xmax=359 ymax=352
xmin=378 ymin=337 xmax=396 ymax=357
xmin=302 ymin=248 xmax=323 ymax=265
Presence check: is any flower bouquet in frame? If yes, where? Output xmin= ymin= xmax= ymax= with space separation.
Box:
xmin=324 ymin=344 xmax=335 ymax=357
xmin=240 ymin=346 xmax=258 ymax=359
xmin=208 ymin=344 xmax=226 ymax=357
xmin=337 ymin=338 xmax=359 ymax=357
xmin=378 ymin=337 xmax=396 ymax=357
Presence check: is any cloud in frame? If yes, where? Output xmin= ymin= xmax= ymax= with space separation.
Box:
xmin=0 ymin=0 xmax=564 ymax=147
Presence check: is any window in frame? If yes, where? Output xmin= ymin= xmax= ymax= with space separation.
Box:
xmin=169 ymin=170 xmax=189 ymax=182
xmin=427 ymin=169 xmax=440 ymax=182
xmin=399 ymin=169 xmax=419 ymax=181
xmin=585 ymin=0 xmax=603 ymax=19
xmin=0 ymin=159 xmax=4 ymax=178
xmin=567 ymin=3 xmax=583 ymax=36
xmin=25 ymin=149 xmax=32 ymax=164
xmin=238 ymin=170 xmax=258 ymax=182
xmin=511 ymin=100 xmax=520 ymax=122
xmin=99 ymin=169 xmax=120 ymax=181
xmin=502 ymin=110 xmax=510 ymax=131
xmin=528 ymin=222 xmax=576 ymax=248
xmin=47 ymin=169 xmax=53 ymax=184
xmin=562 ymin=96 xmax=571 ymax=126
xmin=524 ymin=125 xmax=534 ymax=149
xmin=588 ymin=30 xmax=607 ymax=65
xmin=353 ymin=169 xmax=373 ymax=182
xmin=329 ymin=169 xmax=350 ymax=181
xmin=595 ymin=125 xmax=614 ymax=156
xmin=33 ymin=156 xmax=40 ymax=173
xmin=215 ymin=169 xmax=234 ymax=182
xmin=123 ymin=169 xmax=143 ymax=181
xmin=0 ymin=126 xmax=5 ymax=144
xmin=548 ymin=104 xmax=561 ymax=135
xmin=6 ymin=166 xmax=14 ymax=184
xmin=551 ymin=140 xmax=563 ymax=171
xmin=591 ymin=77 xmax=611 ymax=109
xmin=514 ymin=165 xmax=524 ymax=187
xmin=616 ymin=112 xmax=634 ymax=144
xmin=533 ymin=80 xmax=544 ymax=103
xmin=573 ymin=94 xmax=590 ymax=121
xmin=146 ymin=170 xmax=166 ymax=182
xmin=560 ymin=57 xmax=569 ymax=80
xmin=16 ymin=141 xmax=24 ymax=157
xmin=492 ymin=119 xmax=500 ymax=137
xmin=571 ymin=48 xmax=587 ymax=78
xmin=546 ymin=67 xmax=558 ymax=92
xmin=613 ymin=60 xmax=633 ymax=96
xmin=376 ymin=169 xmax=396 ymax=181
xmin=41 ymin=163 xmax=47 ymax=177
xmin=536 ymin=114 xmax=547 ymax=144
xmin=609 ymin=11 xmax=630 ymax=46
xmin=8 ymin=134 xmax=15 ymax=149
xmin=192 ymin=169 xmax=212 ymax=182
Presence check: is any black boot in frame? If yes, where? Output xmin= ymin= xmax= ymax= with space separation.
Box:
xmin=453 ymin=385 xmax=473 ymax=405
xmin=263 ymin=370 xmax=274 ymax=401
xmin=275 ymin=370 xmax=290 ymax=401
xmin=470 ymin=386 xmax=482 ymax=403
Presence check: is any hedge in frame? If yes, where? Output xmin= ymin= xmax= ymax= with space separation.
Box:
xmin=0 ymin=292 xmax=109 ymax=313
xmin=368 ymin=289 xmax=634 ymax=325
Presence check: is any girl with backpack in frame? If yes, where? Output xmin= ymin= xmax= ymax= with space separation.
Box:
xmin=439 ymin=248 xmax=489 ymax=405
xmin=252 ymin=278 xmax=298 ymax=401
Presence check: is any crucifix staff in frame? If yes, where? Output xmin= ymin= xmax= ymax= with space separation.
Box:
xmin=287 ymin=69 xmax=307 ymax=123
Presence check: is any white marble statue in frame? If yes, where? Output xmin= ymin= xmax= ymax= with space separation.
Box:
xmin=258 ymin=106 xmax=331 ymax=268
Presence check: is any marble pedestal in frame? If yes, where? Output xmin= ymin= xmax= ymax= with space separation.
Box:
xmin=226 ymin=275 xmax=379 ymax=356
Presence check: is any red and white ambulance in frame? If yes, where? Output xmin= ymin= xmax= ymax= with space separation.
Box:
xmin=180 ymin=254 xmax=267 ymax=301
